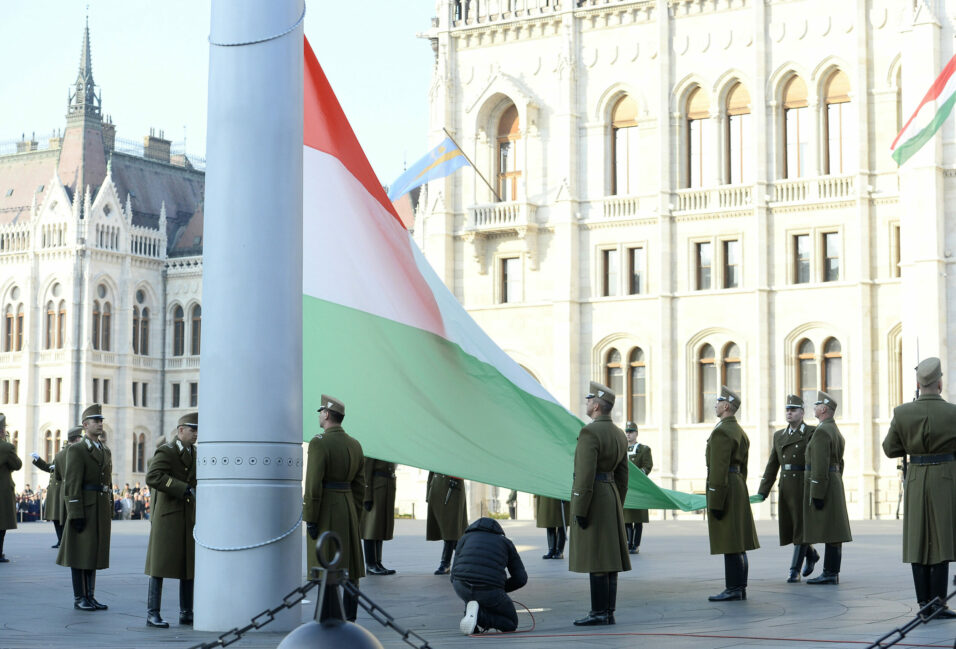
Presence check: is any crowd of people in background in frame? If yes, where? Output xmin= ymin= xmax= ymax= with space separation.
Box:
xmin=13 ymin=483 xmax=150 ymax=522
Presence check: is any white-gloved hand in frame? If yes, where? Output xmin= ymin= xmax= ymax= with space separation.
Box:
xmin=30 ymin=452 xmax=40 ymax=460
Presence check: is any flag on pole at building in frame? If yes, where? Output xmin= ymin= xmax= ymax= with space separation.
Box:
xmin=301 ymin=37 xmax=705 ymax=511
xmin=386 ymin=136 xmax=470 ymax=201
xmin=891 ymin=53 xmax=956 ymax=165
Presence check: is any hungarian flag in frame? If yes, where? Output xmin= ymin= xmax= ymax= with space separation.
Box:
xmin=891 ymin=53 xmax=956 ymax=165
xmin=301 ymin=38 xmax=703 ymax=511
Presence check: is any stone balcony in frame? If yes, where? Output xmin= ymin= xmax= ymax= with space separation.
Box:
xmin=463 ymin=200 xmax=540 ymax=274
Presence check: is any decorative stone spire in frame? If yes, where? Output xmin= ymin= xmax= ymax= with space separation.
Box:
xmin=68 ymin=16 xmax=102 ymax=119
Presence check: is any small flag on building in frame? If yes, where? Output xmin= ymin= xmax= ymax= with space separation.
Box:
xmin=891 ymin=53 xmax=956 ymax=165
xmin=386 ymin=136 xmax=470 ymax=201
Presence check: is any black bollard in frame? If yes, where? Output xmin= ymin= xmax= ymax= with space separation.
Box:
xmin=276 ymin=532 xmax=383 ymax=649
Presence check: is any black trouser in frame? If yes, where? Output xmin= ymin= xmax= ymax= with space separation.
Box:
xmin=912 ymin=561 xmax=951 ymax=605
xmin=53 ymin=520 xmax=64 ymax=544
xmin=0 ymin=529 xmax=5 ymax=555
xmin=452 ymin=579 xmax=517 ymax=632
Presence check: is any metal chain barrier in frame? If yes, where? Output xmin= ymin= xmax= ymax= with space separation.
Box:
xmin=193 ymin=514 xmax=302 ymax=552
xmin=865 ymin=588 xmax=956 ymax=648
xmin=342 ymin=580 xmax=433 ymax=649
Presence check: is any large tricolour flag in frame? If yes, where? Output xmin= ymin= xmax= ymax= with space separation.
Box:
xmin=891 ymin=53 xmax=956 ymax=165
xmin=301 ymin=39 xmax=703 ymax=511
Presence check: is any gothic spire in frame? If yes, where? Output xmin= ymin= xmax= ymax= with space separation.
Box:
xmin=68 ymin=16 xmax=101 ymax=119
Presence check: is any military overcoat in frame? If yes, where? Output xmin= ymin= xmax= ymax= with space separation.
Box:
xmin=534 ymin=496 xmax=569 ymax=528
xmin=303 ymin=426 xmax=365 ymax=581
xmin=568 ymin=414 xmax=631 ymax=574
xmin=757 ymin=422 xmax=815 ymax=545
xmin=0 ymin=439 xmax=21 ymax=530
xmin=361 ymin=459 xmax=396 ymax=541
xmin=144 ymin=439 xmax=197 ymax=579
xmin=623 ymin=443 xmax=653 ymax=524
xmin=56 ymin=437 xmax=112 ymax=570
xmin=705 ymin=416 xmax=759 ymax=555
xmin=425 ymin=472 xmax=468 ymax=541
xmin=883 ymin=394 xmax=956 ymax=564
xmin=802 ymin=417 xmax=852 ymax=544
xmin=35 ymin=450 xmax=67 ymax=523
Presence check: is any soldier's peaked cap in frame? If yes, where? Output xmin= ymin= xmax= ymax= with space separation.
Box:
xmin=625 ymin=421 xmax=637 ymax=432
xmin=916 ymin=357 xmax=943 ymax=385
xmin=814 ymin=391 xmax=838 ymax=411
xmin=67 ymin=425 xmax=84 ymax=439
xmin=586 ymin=381 xmax=615 ymax=407
xmin=717 ymin=386 xmax=741 ymax=409
xmin=178 ymin=412 xmax=198 ymax=428
xmin=81 ymin=404 xmax=104 ymax=421
xmin=785 ymin=394 xmax=804 ymax=409
xmin=317 ymin=395 xmax=345 ymax=416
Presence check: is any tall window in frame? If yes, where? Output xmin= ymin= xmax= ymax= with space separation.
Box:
xmin=44 ymin=378 xmax=51 ymax=402
xmin=173 ymin=306 xmax=185 ymax=356
xmin=92 ymin=301 xmax=101 ymax=350
xmin=698 ymin=344 xmax=717 ymax=422
xmin=824 ymin=71 xmax=852 ymax=175
xmin=783 ymin=76 xmax=809 ymax=179
xmin=611 ymin=95 xmax=639 ymax=195
xmin=726 ymin=83 xmax=753 ymax=184
xmin=823 ymin=232 xmax=840 ymax=282
xmin=605 ymin=349 xmax=624 ymax=422
xmin=56 ymin=377 xmax=62 ymax=402
xmin=794 ymin=234 xmax=810 ymax=283
xmin=496 ymin=105 xmax=521 ymax=201
xmin=797 ymin=339 xmax=817 ymax=406
xmin=132 ymin=381 xmax=139 ymax=407
xmin=500 ymin=257 xmax=521 ymax=304
xmin=103 ymin=378 xmax=110 ymax=404
xmin=14 ymin=305 xmax=23 ymax=351
xmin=189 ymin=382 xmax=199 ymax=407
xmin=602 ymin=249 xmax=619 ymax=297
xmin=45 ymin=430 xmax=53 ymax=461
xmin=687 ymin=87 xmax=711 ymax=188
xmin=92 ymin=378 xmax=100 ymax=403
xmin=140 ymin=308 xmax=150 ymax=355
xmin=133 ymin=433 xmax=146 ymax=473
xmin=629 ymin=347 xmax=646 ymax=425
xmin=57 ymin=301 xmax=66 ymax=348
xmin=892 ymin=224 xmax=901 ymax=278
xmin=722 ymin=343 xmax=741 ymax=394
xmin=2 ymin=306 xmax=10 ymax=352
xmin=696 ymin=242 xmax=712 ymax=290
xmin=823 ymin=337 xmax=842 ymax=412
xmin=190 ymin=305 xmax=202 ymax=355
xmin=628 ymin=247 xmax=645 ymax=295
xmin=46 ymin=301 xmax=56 ymax=349
xmin=101 ymin=303 xmax=111 ymax=351
xmin=172 ymin=383 xmax=181 ymax=408
xmin=55 ymin=430 xmax=62 ymax=454
xmin=11 ymin=431 xmax=17 ymax=452
xmin=132 ymin=307 xmax=140 ymax=354
xmin=723 ymin=240 xmax=740 ymax=288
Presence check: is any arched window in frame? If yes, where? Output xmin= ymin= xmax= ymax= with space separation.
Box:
xmin=92 ymin=300 xmax=101 ymax=350
xmin=2 ymin=305 xmax=12 ymax=352
xmin=140 ymin=308 xmax=150 ymax=355
xmin=824 ymin=70 xmax=851 ymax=175
xmin=132 ymin=433 xmax=146 ymax=473
xmin=496 ymin=105 xmax=521 ymax=201
xmin=14 ymin=304 xmax=23 ymax=351
xmin=611 ymin=95 xmax=639 ymax=195
xmin=44 ymin=430 xmax=53 ymax=462
xmin=698 ymin=344 xmax=717 ymax=422
xmin=726 ymin=83 xmax=753 ymax=184
xmin=797 ymin=339 xmax=817 ymax=406
xmin=783 ymin=76 xmax=809 ymax=179
xmin=11 ymin=430 xmax=17 ymax=452
xmin=132 ymin=306 xmax=140 ymax=355
xmin=173 ymin=306 xmax=185 ymax=356
xmin=686 ymin=87 xmax=711 ymax=188
xmin=57 ymin=301 xmax=66 ymax=349
xmin=190 ymin=305 xmax=202 ymax=356
xmin=823 ymin=337 xmax=842 ymax=412
xmin=605 ymin=348 xmax=624 ymax=421
xmin=45 ymin=301 xmax=56 ymax=350
xmin=54 ymin=429 xmax=62 ymax=455
xmin=628 ymin=347 xmax=646 ymax=425
xmin=101 ymin=302 xmax=112 ymax=351
xmin=722 ymin=343 xmax=741 ymax=395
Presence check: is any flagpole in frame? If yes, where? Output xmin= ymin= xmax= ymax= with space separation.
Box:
xmin=442 ymin=127 xmax=502 ymax=203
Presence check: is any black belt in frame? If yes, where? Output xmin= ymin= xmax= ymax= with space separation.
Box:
xmin=373 ymin=471 xmax=395 ymax=478
xmin=727 ymin=466 xmax=741 ymax=473
xmin=322 ymin=481 xmax=351 ymax=490
xmin=594 ymin=472 xmax=614 ymax=483
xmin=83 ymin=484 xmax=110 ymax=493
xmin=909 ymin=453 xmax=956 ymax=465
xmin=782 ymin=464 xmax=805 ymax=471
xmin=805 ymin=465 xmax=840 ymax=472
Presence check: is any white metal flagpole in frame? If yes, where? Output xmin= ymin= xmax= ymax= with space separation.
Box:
xmin=195 ymin=0 xmax=304 ymax=631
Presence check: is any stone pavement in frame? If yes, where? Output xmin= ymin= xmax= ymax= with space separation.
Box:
xmin=1 ymin=518 xmax=955 ymax=648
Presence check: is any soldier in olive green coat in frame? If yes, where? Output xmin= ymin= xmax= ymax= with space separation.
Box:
xmin=756 ymin=395 xmax=820 ymax=582
xmin=303 ymin=395 xmax=365 ymax=621
xmin=623 ymin=421 xmax=653 ymax=554
xmin=535 ymin=496 xmax=569 ymax=559
xmin=56 ymin=404 xmax=112 ymax=611
xmin=803 ymin=391 xmax=852 ymax=585
xmin=0 ymin=413 xmax=22 ymax=562
xmin=706 ymin=387 xmax=759 ymax=602
xmin=361 ymin=458 xmax=397 ymax=575
xmin=32 ymin=425 xmax=83 ymax=549
xmin=569 ymin=381 xmax=630 ymax=627
xmin=144 ymin=412 xmax=198 ymax=628
xmin=426 ymin=471 xmax=468 ymax=574
xmin=883 ymin=357 xmax=956 ymax=618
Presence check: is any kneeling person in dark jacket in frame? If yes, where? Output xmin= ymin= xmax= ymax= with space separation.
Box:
xmin=451 ymin=517 xmax=528 ymax=635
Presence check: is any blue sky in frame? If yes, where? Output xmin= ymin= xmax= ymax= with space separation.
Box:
xmin=0 ymin=1 xmax=435 ymax=186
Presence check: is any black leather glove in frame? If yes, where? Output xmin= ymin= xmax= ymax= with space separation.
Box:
xmin=306 ymin=522 xmax=319 ymax=540
xmin=71 ymin=518 xmax=86 ymax=533
xmin=575 ymin=515 xmax=588 ymax=530
xmin=812 ymin=498 xmax=824 ymax=510
xmin=363 ymin=501 xmax=373 ymax=512
xmin=184 ymin=487 xmax=194 ymax=500
xmin=710 ymin=509 xmax=724 ymax=520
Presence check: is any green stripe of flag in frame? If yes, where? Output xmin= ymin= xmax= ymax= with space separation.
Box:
xmin=893 ymin=92 xmax=956 ymax=165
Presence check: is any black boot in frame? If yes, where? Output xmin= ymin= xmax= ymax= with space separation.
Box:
xmin=929 ymin=562 xmax=956 ymax=619
xmin=554 ymin=526 xmax=566 ymax=560
xmin=0 ymin=529 xmax=6 ymax=562
xmin=52 ymin=521 xmax=63 ymax=548
xmin=179 ymin=579 xmax=194 ymax=625
xmin=343 ymin=586 xmax=359 ymax=622
xmin=913 ymin=563 xmax=933 ymax=615
xmin=86 ymin=570 xmax=108 ymax=609
xmin=710 ymin=553 xmax=746 ymax=601
xmin=146 ymin=577 xmax=168 ymax=627
xmin=574 ymin=573 xmax=610 ymax=625
xmin=632 ymin=522 xmax=643 ymax=554
xmin=803 ymin=544 xmax=820 ymax=577
xmin=364 ymin=539 xmax=387 ymax=575
xmin=376 ymin=540 xmax=395 ymax=575
xmin=72 ymin=568 xmax=95 ymax=611
xmin=542 ymin=528 xmax=556 ymax=559
xmin=741 ymin=552 xmax=749 ymax=594
xmin=625 ymin=524 xmax=635 ymax=552
xmin=807 ymin=543 xmax=840 ymax=584
xmin=607 ymin=572 xmax=618 ymax=625
xmin=788 ymin=545 xmax=807 ymax=583
xmin=434 ymin=540 xmax=454 ymax=575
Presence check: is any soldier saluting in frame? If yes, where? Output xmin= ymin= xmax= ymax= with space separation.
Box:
xmin=756 ymin=395 xmax=820 ymax=582
xmin=883 ymin=357 xmax=956 ymax=618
